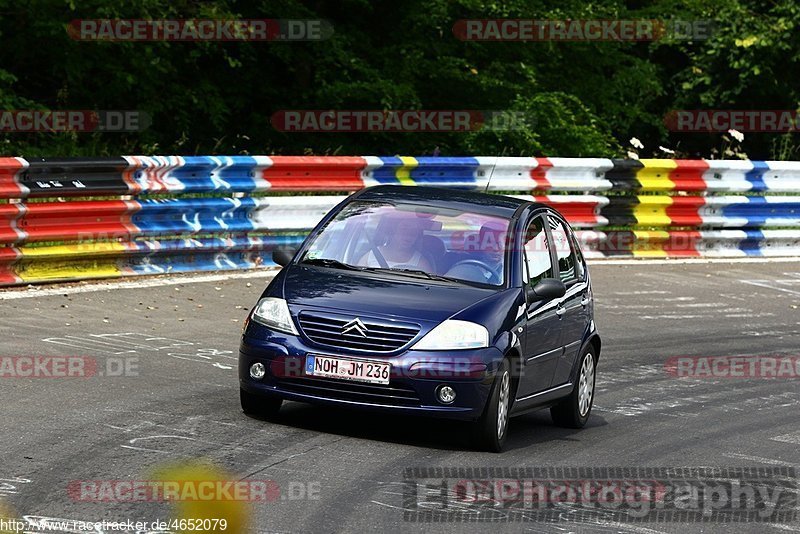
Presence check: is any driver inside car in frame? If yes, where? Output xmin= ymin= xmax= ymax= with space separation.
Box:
xmin=359 ymin=214 xmax=433 ymax=271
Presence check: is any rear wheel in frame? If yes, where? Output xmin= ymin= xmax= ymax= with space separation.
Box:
xmin=240 ymin=388 xmax=282 ymax=419
xmin=551 ymin=348 xmax=596 ymax=428
xmin=473 ymin=358 xmax=511 ymax=452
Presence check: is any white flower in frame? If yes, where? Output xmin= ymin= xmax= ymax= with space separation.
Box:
xmin=626 ymin=151 xmax=640 ymax=160
xmin=658 ymin=145 xmax=675 ymax=154
xmin=728 ymin=129 xmax=744 ymax=143
xmin=629 ymin=137 xmax=644 ymax=149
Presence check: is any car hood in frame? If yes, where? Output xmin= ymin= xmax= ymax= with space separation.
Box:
xmin=280 ymin=265 xmax=496 ymax=323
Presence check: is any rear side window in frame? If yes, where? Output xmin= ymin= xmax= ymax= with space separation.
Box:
xmin=572 ymin=234 xmax=586 ymax=280
xmin=522 ymin=217 xmax=554 ymax=286
xmin=548 ymin=216 xmax=578 ymax=283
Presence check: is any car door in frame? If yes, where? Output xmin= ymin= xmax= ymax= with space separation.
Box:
xmin=547 ymin=214 xmax=591 ymax=386
xmin=517 ymin=214 xmax=564 ymax=398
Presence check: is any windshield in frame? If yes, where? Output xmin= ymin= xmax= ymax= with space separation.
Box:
xmin=299 ymin=201 xmax=511 ymax=286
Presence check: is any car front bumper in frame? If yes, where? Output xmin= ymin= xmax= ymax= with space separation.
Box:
xmin=239 ymin=322 xmax=505 ymax=421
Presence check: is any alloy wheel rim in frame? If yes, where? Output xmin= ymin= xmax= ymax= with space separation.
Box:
xmin=578 ymin=353 xmax=595 ymax=417
xmin=497 ymin=370 xmax=510 ymax=439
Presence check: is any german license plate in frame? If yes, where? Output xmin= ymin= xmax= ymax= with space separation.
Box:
xmin=305 ymin=354 xmax=390 ymax=385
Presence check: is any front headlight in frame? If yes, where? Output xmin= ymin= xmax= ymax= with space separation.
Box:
xmin=250 ymin=297 xmax=298 ymax=335
xmin=413 ymin=320 xmax=489 ymax=350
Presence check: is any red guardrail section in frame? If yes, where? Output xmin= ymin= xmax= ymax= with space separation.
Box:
xmin=263 ymin=156 xmax=367 ymax=191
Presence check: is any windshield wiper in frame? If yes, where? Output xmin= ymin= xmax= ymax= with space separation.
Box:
xmin=367 ymin=267 xmax=465 ymax=284
xmin=300 ymin=258 xmax=364 ymax=271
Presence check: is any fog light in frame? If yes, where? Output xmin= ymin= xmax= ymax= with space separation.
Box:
xmin=250 ymin=362 xmax=266 ymax=380
xmin=437 ymin=385 xmax=456 ymax=404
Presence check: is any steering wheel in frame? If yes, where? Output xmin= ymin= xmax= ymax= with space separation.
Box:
xmin=447 ymin=259 xmax=498 ymax=282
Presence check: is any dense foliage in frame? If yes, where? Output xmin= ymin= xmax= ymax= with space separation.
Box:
xmin=0 ymin=0 xmax=798 ymax=158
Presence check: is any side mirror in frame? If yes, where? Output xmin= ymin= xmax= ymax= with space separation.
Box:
xmin=272 ymin=247 xmax=297 ymax=267
xmin=526 ymin=278 xmax=567 ymax=302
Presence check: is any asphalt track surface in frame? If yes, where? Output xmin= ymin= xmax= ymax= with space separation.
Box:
xmin=1 ymin=261 xmax=799 ymax=533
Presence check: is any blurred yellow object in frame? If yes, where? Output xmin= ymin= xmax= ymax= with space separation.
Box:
xmin=152 ymin=461 xmax=250 ymax=534
xmin=0 ymin=501 xmax=21 ymax=534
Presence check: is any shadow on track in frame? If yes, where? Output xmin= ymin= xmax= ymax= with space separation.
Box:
xmin=247 ymin=400 xmax=608 ymax=453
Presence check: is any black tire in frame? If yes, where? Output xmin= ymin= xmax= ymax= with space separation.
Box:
xmin=551 ymin=347 xmax=596 ymax=428
xmin=240 ymin=388 xmax=282 ymax=419
xmin=473 ymin=358 xmax=512 ymax=453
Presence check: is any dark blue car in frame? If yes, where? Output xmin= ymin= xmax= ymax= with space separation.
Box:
xmin=239 ymin=185 xmax=600 ymax=451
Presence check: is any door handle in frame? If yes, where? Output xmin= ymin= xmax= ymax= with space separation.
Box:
xmin=581 ymin=296 xmax=590 ymax=306
xmin=556 ymin=306 xmax=565 ymax=317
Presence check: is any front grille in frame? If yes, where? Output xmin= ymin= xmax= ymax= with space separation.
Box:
xmin=276 ymin=376 xmax=421 ymax=406
xmin=298 ymin=311 xmax=420 ymax=353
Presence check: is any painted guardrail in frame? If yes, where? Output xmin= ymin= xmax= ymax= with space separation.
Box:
xmin=1 ymin=156 xmax=799 ymax=286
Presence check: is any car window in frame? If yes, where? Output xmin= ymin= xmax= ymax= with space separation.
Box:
xmin=548 ymin=216 xmax=578 ymax=283
xmin=572 ymin=234 xmax=586 ymax=280
xmin=522 ymin=216 xmax=553 ymax=286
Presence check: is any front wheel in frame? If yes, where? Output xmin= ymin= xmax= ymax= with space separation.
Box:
xmin=240 ymin=388 xmax=282 ymax=420
xmin=473 ymin=358 xmax=512 ymax=452
xmin=550 ymin=348 xmax=596 ymax=428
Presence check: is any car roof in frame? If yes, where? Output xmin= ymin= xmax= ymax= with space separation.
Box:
xmin=354 ymin=185 xmax=547 ymax=218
